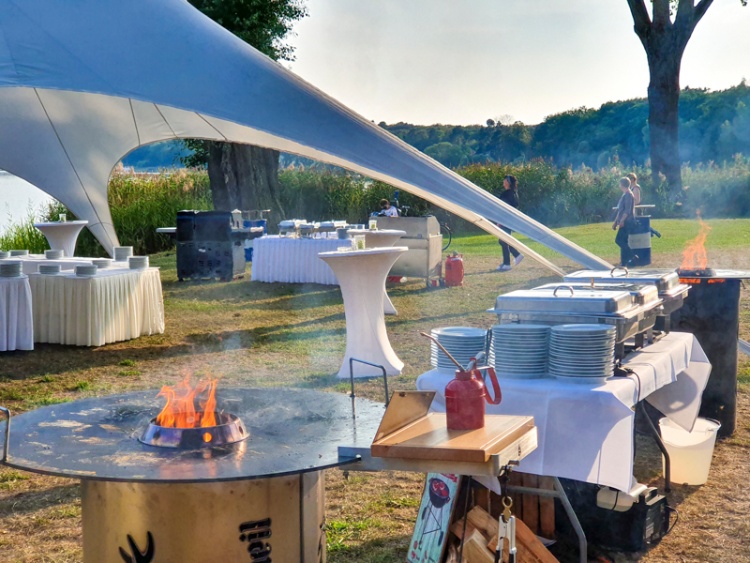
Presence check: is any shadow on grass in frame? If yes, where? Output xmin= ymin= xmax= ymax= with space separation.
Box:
xmin=0 ymin=483 xmax=79 ymax=518
xmin=327 ymin=534 xmax=411 ymax=563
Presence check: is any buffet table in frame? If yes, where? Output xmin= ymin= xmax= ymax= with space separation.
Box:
xmin=319 ymin=247 xmax=407 ymax=378
xmin=251 ymin=235 xmax=352 ymax=285
xmin=0 ymin=276 xmax=34 ymax=351
xmin=416 ymin=332 xmax=710 ymax=492
xmin=33 ymin=220 xmax=88 ymax=258
xmin=28 ymin=267 xmax=164 ymax=346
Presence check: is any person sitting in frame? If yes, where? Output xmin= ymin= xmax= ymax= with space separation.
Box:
xmin=379 ymin=198 xmax=399 ymax=217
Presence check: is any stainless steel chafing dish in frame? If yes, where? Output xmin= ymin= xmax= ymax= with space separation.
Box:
xmin=563 ymin=267 xmax=690 ymax=316
xmin=487 ymin=283 xmax=662 ymax=347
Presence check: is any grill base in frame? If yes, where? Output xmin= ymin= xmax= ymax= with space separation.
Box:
xmin=82 ymin=472 xmax=325 ymax=563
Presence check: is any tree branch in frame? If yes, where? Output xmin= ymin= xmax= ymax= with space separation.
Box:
xmin=626 ymin=0 xmax=651 ymax=41
xmin=652 ymin=0 xmax=672 ymax=28
xmin=693 ymin=0 xmax=716 ymax=23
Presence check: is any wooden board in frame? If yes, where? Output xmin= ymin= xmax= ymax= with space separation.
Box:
xmin=371 ymin=413 xmax=535 ymax=464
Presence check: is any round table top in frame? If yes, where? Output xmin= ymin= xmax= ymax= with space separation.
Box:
xmin=33 ymin=220 xmax=89 ymax=227
xmin=1 ymin=388 xmax=385 ymax=483
xmin=318 ymin=246 xmax=408 ymax=259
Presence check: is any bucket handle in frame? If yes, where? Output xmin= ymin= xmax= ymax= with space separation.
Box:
xmin=0 ymin=406 xmax=10 ymax=462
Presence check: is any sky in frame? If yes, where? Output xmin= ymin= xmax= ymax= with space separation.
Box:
xmin=287 ymin=0 xmax=750 ymax=126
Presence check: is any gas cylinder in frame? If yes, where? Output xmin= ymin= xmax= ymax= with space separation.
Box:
xmin=445 ymin=365 xmax=502 ymax=430
xmin=444 ymin=252 xmax=464 ymax=287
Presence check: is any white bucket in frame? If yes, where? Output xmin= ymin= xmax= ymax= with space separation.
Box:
xmin=659 ymin=417 xmax=721 ymax=485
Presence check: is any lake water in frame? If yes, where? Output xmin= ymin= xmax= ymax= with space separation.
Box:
xmin=0 ymin=171 xmax=54 ymax=235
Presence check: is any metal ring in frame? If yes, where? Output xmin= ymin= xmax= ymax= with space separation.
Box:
xmin=552 ymin=285 xmax=575 ymax=297
xmin=610 ymin=266 xmax=629 ymax=276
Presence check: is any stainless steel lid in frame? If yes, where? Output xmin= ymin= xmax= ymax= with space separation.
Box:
xmin=492 ymin=285 xmax=635 ymax=315
xmin=534 ymin=282 xmax=661 ymax=307
xmin=564 ymin=267 xmax=681 ymax=293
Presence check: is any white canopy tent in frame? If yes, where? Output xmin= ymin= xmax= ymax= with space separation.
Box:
xmin=0 ymin=0 xmax=612 ymax=274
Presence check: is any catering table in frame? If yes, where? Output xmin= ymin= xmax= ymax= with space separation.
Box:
xmin=416 ymin=332 xmax=711 ymax=492
xmin=33 ymin=220 xmax=88 ymax=258
xmin=319 ymin=247 xmax=407 ymax=378
xmin=347 ymin=229 xmax=406 ymax=315
xmin=1 ymin=254 xmax=96 ymax=275
xmin=28 ymin=267 xmax=164 ymax=347
xmin=0 ymin=276 xmax=34 ymax=351
xmin=251 ymin=235 xmax=352 ymax=285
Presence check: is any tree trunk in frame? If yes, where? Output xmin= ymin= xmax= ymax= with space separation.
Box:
xmin=207 ymin=142 xmax=286 ymax=223
xmin=647 ymin=46 xmax=683 ymax=191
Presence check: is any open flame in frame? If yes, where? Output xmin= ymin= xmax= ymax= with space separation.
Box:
xmin=155 ymin=374 xmax=218 ymax=428
xmin=680 ymin=215 xmax=712 ymax=271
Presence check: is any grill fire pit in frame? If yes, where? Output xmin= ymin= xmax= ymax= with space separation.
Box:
xmin=0 ymin=388 xmax=385 ymax=562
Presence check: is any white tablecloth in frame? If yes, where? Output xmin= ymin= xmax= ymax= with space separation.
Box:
xmin=33 ymin=220 xmax=88 ymax=258
xmin=28 ymin=267 xmax=164 ymax=346
xmin=0 ymin=276 xmax=34 ymax=351
xmin=251 ymin=236 xmax=353 ymax=285
xmin=416 ymin=332 xmax=711 ymax=492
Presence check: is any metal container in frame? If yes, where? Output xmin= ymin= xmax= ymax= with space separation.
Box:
xmin=492 ymin=286 xmax=635 ymax=315
xmin=534 ymin=282 xmax=661 ymax=308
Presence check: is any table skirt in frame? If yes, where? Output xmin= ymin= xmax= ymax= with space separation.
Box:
xmin=251 ymin=236 xmax=352 ymax=285
xmin=0 ymin=276 xmax=34 ymax=351
xmin=29 ymin=268 xmax=164 ymax=347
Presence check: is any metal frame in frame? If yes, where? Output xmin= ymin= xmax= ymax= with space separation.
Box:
xmin=348 ymin=357 xmax=390 ymax=413
xmin=1 ymin=406 xmax=9 ymax=463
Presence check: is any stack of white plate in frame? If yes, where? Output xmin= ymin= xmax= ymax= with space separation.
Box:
xmin=38 ymin=264 xmax=61 ymax=275
xmin=75 ymin=264 xmax=98 ymax=277
xmin=430 ymin=327 xmax=488 ymax=370
xmin=92 ymin=258 xmax=112 ymax=269
xmin=45 ymin=249 xmax=64 ymax=259
xmin=128 ymin=256 xmax=149 ymax=269
xmin=114 ymin=246 xmax=134 ymax=261
xmin=10 ymin=249 xmax=28 ymax=256
xmin=0 ymin=251 xmax=9 ymax=259
xmin=0 ymin=261 xmax=22 ymax=277
xmin=489 ymin=324 xmax=550 ymax=378
xmin=548 ymin=324 xmax=616 ymax=383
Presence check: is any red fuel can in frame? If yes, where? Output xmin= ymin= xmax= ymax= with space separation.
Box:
xmin=445 ymin=366 xmax=502 ymax=430
xmin=444 ymin=252 xmax=464 ymax=287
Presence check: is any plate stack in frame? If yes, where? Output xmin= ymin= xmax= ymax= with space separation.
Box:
xmin=548 ymin=324 xmax=616 ymax=383
xmin=75 ymin=265 xmax=98 ymax=277
xmin=0 ymin=251 xmax=9 ymax=259
xmin=45 ymin=249 xmax=64 ymax=259
xmin=429 ymin=327 xmax=488 ymax=370
xmin=92 ymin=258 xmax=112 ymax=269
xmin=128 ymin=256 xmax=149 ymax=269
xmin=0 ymin=260 xmax=22 ymax=277
xmin=38 ymin=264 xmax=61 ymax=275
xmin=114 ymin=246 xmax=133 ymax=261
xmin=489 ymin=324 xmax=550 ymax=379
xmin=10 ymin=249 xmax=29 ymax=256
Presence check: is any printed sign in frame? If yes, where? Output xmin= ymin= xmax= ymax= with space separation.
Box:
xmin=407 ymin=473 xmax=461 ymax=563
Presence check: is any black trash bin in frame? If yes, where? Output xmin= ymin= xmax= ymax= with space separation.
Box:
xmin=627 ymin=216 xmax=652 ymax=266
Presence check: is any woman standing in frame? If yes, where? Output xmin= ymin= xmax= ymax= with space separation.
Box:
xmin=496 ymin=175 xmax=524 ymax=272
xmin=612 ymin=177 xmax=635 ymax=266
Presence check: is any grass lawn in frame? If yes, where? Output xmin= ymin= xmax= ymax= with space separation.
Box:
xmin=1 ymin=218 xmax=749 ymax=562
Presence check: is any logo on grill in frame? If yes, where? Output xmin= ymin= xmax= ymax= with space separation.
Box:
xmin=119 ymin=532 xmax=155 ymax=563
xmin=239 ymin=518 xmax=272 ymax=561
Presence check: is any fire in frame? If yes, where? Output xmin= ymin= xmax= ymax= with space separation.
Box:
xmin=680 ymin=216 xmax=712 ymax=271
xmin=155 ymin=374 xmax=219 ymax=428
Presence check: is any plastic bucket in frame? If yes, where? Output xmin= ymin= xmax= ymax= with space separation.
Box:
xmin=659 ymin=417 xmax=721 ymax=485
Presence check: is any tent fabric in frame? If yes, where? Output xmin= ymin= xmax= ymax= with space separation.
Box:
xmin=0 ymin=0 xmax=612 ymax=273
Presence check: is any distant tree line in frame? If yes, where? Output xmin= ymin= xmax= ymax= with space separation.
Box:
xmin=381 ymin=82 xmax=750 ymax=170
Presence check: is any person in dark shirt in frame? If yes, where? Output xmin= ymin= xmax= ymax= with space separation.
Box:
xmin=496 ymin=175 xmax=523 ymax=272
xmin=612 ymin=177 xmax=635 ymax=266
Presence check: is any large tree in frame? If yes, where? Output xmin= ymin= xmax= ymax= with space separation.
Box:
xmin=187 ymin=0 xmax=307 ymax=218
xmin=626 ymin=0 xmax=745 ymax=196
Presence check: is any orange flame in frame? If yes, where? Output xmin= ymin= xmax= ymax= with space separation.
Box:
xmin=680 ymin=216 xmax=712 ymax=271
xmin=155 ymin=374 xmax=219 ymax=428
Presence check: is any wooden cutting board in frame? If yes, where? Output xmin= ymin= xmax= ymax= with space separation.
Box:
xmin=371 ymin=411 xmax=535 ymax=464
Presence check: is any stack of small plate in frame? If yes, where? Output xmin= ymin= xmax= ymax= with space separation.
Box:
xmin=114 ymin=246 xmax=134 ymax=261
xmin=0 ymin=250 xmax=9 ymax=259
xmin=0 ymin=261 xmax=22 ymax=277
xmin=430 ymin=326 xmax=488 ymax=370
xmin=75 ymin=265 xmax=98 ymax=277
xmin=548 ymin=324 xmax=616 ymax=383
xmin=38 ymin=264 xmax=61 ymax=275
xmin=92 ymin=258 xmax=112 ymax=269
xmin=10 ymin=249 xmax=28 ymax=256
xmin=45 ymin=249 xmax=64 ymax=259
xmin=489 ymin=324 xmax=550 ymax=378
xmin=128 ymin=256 xmax=149 ymax=269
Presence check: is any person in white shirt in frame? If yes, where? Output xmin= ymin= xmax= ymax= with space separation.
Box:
xmin=379 ymin=198 xmax=399 ymax=217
